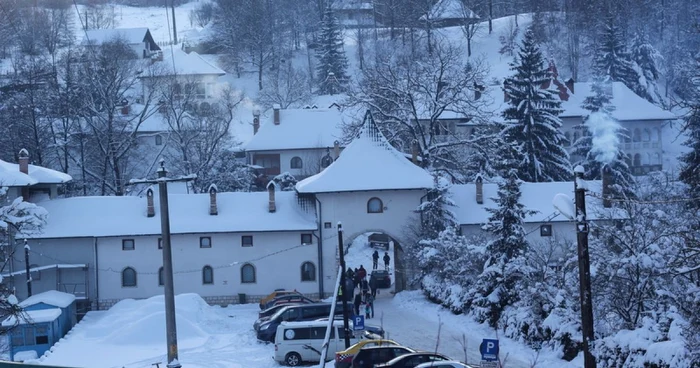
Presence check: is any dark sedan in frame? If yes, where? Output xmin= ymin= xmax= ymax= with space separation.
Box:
xmin=261 ymin=294 xmax=316 ymax=310
xmin=375 ymin=352 xmax=451 ymax=368
xmin=370 ymin=270 xmax=392 ymax=289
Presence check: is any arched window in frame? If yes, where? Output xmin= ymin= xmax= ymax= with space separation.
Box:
xmin=633 ymin=128 xmax=641 ymax=142
xmin=29 ymin=264 xmax=40 ymax=281
xmin=643 ymin=128 xmax=651 ymax=142
xmin=564 ymin=132 xmax=571 ymax=146
xmin=290 ymin=156 xmax=303 ymax=169
xmin=158 ymin=267 xmax=164 ymax=286
xmin=202 ymin=266 xmax=214 ymax=285
xmin=241 ymin=264 xmax=256 ymax=283
xmin=633 ymin=153 xmax=641 ymax=167
xmin=655 ymin=128 xmax=662 ymax=142
xmin=367 ymin=197 xmax=383 ymax=213
xmin=655 ymin=153 xmax=662 ymax=165
xmin=644 ymin=153 xmax=651 ymax=165
xmin=122 ymin=267 xmax=137 ymax=287
xmin=301 ymin=262 xmax=316 ymax=281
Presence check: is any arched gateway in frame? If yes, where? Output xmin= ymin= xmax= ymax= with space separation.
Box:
xmin=295 ymin=111 xmax=434 ymax=297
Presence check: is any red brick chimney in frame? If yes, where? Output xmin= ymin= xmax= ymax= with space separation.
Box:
xmin=209 ymin=184 xmax=218 ymax=216
xmin=253 ymin=109 xmax=261 ymax=135
xmin=411 ymin=141 xmax=419 ymax=165
xmin=565 ymin=78 xmax=575 ymax=94
xmin=146 ymin=188 xmax=155 ymax=217
xmin=273 ymin=104 xmax=281 ymax=125
xmin=475 ymin=174 xmax=483 ymax=204
xmin=121 ymin=104 xmax=130 ymax=115
xmin=267 ymin=182 xmax=276 ymax=213
xmin=18 ymin=148 xmax=29 ymax=174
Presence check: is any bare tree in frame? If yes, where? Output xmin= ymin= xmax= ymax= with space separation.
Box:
xmin=459 ymin=1 xmax=482 ymax=57
xmin=350 ymin=41 xmax=489 ymax=180
xmin=257 ymin=61 xmax=312 ymax=109
xmin=188 ymin=1 xmax=214 ymax=28
xmin=84 ymin=0 xmax=117 ymax=30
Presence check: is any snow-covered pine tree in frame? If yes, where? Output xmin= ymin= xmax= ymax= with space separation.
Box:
xmin=417 ymin=175 xmax=457 ymax=239
xmin=315 ymin=6 xmax=349 ymax=95
xmin=631 ymin=32 xmax=663 ymax=104
xmin=592 ymin=13 xmax=643 ymax=96
xmin=501 ymin=28 xmax=571 ymax=182
xmin=572 ymin=78 xmax=635 ymax=199
xmin=679 ymin=56 xmax=700 ymax=210
xmin=467 ymin=170 xmax=534 ymax=327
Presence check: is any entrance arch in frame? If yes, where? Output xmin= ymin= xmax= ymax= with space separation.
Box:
xmin=344 ymin=230 xmax=406 ymax=293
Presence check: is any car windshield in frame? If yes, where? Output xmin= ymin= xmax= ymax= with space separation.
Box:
xmin=270 ymin=306 xmax=291 ymax=320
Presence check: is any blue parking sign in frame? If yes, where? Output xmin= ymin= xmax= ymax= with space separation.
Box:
xmin=480 ymin=339 xmax=499 ymax=361
xmin=353 ymin=315 xmax=365 ymax=330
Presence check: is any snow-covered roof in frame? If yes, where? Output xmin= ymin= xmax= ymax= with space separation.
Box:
xmin=245 ymin=108 xmax=346 ymax=151
xmin=26 ymin=191 xmax=316 ymax=239
xmin=482 ymin=81 xmax=676 ymax=122
xmin=83 ymin=27 xmax=153 ymax=45
xmin=421 ymin=0 xmax=479 ymax=21
xmin=2 ymin=308 xmax=62 ymax=327
xmin=296 ymin=111 xmax=434 ymax=193
xmin=20 ymin=290 xmax=76 ymax=309
xmin=450 ymin=180 xmax=619 ymax=225
xmin=145 ymin=46 xmax=226 ymax=77
xmin=0 ymin=160 xmax=72 ymax=186
xmin=331 ymin=0 xmax=373 ymax=10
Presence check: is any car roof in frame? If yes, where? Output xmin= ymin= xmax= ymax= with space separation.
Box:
xmin=415 ymin=361 xmax=477 ymax=368
xmin=384 ymin=352 xmax=449 ymax=361
xmin=359 ymin=345 xmax=414 ymax=351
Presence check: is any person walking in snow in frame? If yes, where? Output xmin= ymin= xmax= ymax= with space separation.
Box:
xmin=372 ymin=250 xmax=379 ymax=270
xmin=360 ymin=278 xmax=370 ymax=300
xmin=346 ymin=267 xmax=355 ymax=281
xmin=357 ymin=265 xmax=367 ymax=280
xmin=383 ymin=252 xmax=390 ymax=270
xmin=353 ymin=292 xmax=362 ymax=316
xmin=365 ymin=295 xmax=374 ymax=319
xmin=369 ymin=275 xmax=378 ymax=298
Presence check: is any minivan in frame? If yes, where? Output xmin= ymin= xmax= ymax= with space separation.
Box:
xmin=274 ymin=320 xmax=362 ymax=366
xmin=256 ymin=302 xmax=353 ymax=342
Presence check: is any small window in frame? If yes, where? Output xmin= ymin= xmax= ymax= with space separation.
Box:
xmin=29 ymin=264 xmax=41 ymax=281
xmin=242 ymin=235 xmax=253 ymax=247
xmin=158 ymin=267 xmax=164 ymax=286
xmin=241 ymin=264 xmax=256 ymax=283
xmin=540 ymin=224 xmax=552 ymax=237
xmin=35 ymin=325 xmax=48 ymax=345
xmin=122 ymin=267 xmax=137 ymax=287
xmin=23 ymin=327 xmax=35 ymax=346
xmin=367 ymin=197 xmax=383 ymax=213
xmin=155 ymin=135 xmax=163 ymax=146
xmin=158 ymin=238 xmax=162 ymax=249
xmin=301 ymin=234 xmax=312 ymax=245
xmin=324 ymin=222 xmax=332 ymax=229
xmin=11 ymin=330 xmax=23 ymax=347
xmin=200 ymin=237 xmax=211 ymax=248
xmin=290 ymin=156 xmax=303 ymax=169
xmin=203 ymin=266 xmax=214 ymax=284
xmin=122 ymin=239 xmax=135 ymax=250
xmin=301 ymin=262 xmax=316 ymax=281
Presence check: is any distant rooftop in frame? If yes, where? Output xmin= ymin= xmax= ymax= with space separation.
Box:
xmin=246 ymin=107 xmax=346 ymax=151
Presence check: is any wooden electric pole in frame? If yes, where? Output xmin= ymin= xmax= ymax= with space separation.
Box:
xmin=171 ymin=0 xmax=178 ymax=44
xmin=337 ymin=223 xmax=351 ymax=349
xmin=574 ymin=166 xmax=596 ymax=368
xmin=24 ymin=239 xmax=31 ymax=297
xmin=127 ymin=160 xmax=195 ymax=368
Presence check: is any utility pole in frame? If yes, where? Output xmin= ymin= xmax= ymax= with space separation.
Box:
xmin=171 ymin=0 xmax=178 ymax=44
xmin=24 ymin=239 xmax=31 ymax=297
xmin=127 ymin=160 xmax=195 ymax=368
xmin=574 ymin=166 xmax=596 ymax=368
xmin=337 ymin=222 xmax=351 ymax=349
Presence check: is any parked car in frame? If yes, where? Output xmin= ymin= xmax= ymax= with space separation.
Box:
xmin=274 ymin=320 xmax=363 ymax=366
xmin=335 ymin=339 xmax=400 ymax=368
xmin=415 ymin=361 xmax=479 ymax=368
xmin=256 ymin=302 xmax=353 ymax=342
xmin=368 ymin=233 xmax=390 ymax=250
xmin=370 ymin=270 xmax=392 ymax=289
xmin=259 ymin=289 xmax=302 ymax=310
xmin=351 ymin=345 xmax=415 ymax=368
xmin=375 ymin=352 xmax=451 ymax=368
xmin=262 ymin=294 xmax=316 ymax=310
xmin=258 ymin=302 xmax=303 ymax=320
xmin=315 ymin=316 xmax=386 ymax=338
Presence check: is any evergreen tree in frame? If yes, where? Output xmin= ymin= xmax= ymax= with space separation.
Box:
xmin=417 ymin=175 xmax=457 ymax=239
xmin=678 ymin=56 xmax=700 ymax=210
xmin=315 ymin=6 xmax=348 ymax=94
xmin=592 ymin=14 xmax=643 ymax=95
xmin=468 ymin=170 xmax=534 ymax=327
xmin=501 ymin=28 xmax=571 ymax=182
xmin=631 ymin=32 xmax=663 ymax=103
xmin=572 ymin=78 xmax=635 ymax=199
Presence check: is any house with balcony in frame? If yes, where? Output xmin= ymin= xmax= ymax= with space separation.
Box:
xmin=82 ymin=27 xmax=160 ymax=59
xmin=244 ymin=104 xmax=348 ymax=180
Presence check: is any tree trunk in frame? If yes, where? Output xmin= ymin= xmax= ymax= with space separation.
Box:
xmin=258 ymin=51 xmax=264 ymax=91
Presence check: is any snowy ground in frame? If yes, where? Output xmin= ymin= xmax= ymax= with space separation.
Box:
xmin=27 ymin=235 xmax=580 ymax=368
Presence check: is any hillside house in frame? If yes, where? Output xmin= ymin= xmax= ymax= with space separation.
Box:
xmin=82 ymin=27 xmax=160 ymax=59
xmin=420 ymin=0 xmax=479 ymax=28
xmin=331 ymin=0 xmax=375 ymax=28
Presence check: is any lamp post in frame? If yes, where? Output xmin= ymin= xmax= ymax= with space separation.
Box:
xmin=574 ymin=166 xmax=596 ymax=368
xmin=127 ymin=160 xmax=196 ymax=368
xmin=337 ymin=222 xmax=351 ymax=348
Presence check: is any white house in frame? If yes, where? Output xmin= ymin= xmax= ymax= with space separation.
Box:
xmin=0 ymin=149 xmax=72 ymax=202
xmin=82 ymin=27 xmax=160 ymax=59
xmin=245 ymin=105 xmax=348 ymax=179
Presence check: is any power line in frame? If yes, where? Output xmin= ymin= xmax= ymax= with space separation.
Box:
xmin=586 ymin=191 xmax=700 ymax=205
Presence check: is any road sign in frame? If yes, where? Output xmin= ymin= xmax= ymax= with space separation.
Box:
xmin=353 ymin=315 xmax=365 ymax=331
xmin=479 ymin=338 xmax=499 ymax=361
xmin=480 ymin=361 xmax=499 ymax=368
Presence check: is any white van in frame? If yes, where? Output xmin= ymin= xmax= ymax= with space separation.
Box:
xmin=274 ymin=320 xmax=362 ymax=366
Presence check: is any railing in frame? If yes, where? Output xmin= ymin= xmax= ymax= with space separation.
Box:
xmin=58 ymin=283 xmax=87 ymax=299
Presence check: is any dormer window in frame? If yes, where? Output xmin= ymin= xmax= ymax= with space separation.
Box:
xmin=367 ymin=197 xmax=383 ymax=213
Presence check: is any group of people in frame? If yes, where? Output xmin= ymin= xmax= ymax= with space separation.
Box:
xmin=345 ymin=265 xmax=376 ymax=319
xmin=372 ymin=250 xmax=391 ymax=270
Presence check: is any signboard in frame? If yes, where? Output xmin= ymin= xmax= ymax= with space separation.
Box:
xmin=353 ymin=315 xmax=365 ymax=331
xmin=480 ymin=361 xmax=499 ymax=368
xmin=479 ymin=338 xmax=499 ymax=361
